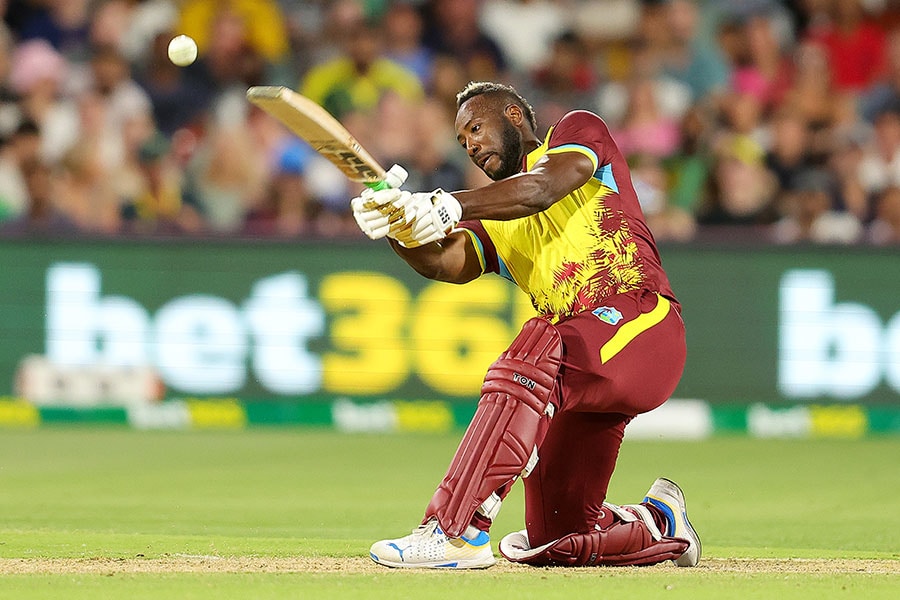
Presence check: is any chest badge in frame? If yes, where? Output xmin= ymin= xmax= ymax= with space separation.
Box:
xmin=592 ymin=306 xmax=623 ymax=325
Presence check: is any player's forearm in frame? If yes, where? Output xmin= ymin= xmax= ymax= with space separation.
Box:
xmin=386 ymin=234 xmax=478 ymax=284
xmin=453 ymin=151 xmax=594 ymax=221
xmin=453 ymin=171 xmax=557 ymax=221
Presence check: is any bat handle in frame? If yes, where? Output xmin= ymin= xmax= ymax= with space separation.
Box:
xmin=368 ymin=164 xmax=408 ymax=190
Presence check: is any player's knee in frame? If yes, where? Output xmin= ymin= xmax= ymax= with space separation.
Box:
xmin=481 ymin=317 xmax=562 ymax=411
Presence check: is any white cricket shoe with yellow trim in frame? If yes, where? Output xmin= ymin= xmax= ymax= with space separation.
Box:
xmin=369 ymin=519 xmax=496 ymax=569
xmin=643 ymin=477 xmax=702 ymax=567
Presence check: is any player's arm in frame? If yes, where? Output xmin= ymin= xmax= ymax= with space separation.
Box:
xmin=352 ymin=150 xmax=595 ymax=250
xmin=454 ymin=150 xmax=595 ymax=221
xmin=386 ymin=230 xmax=482 ymax=284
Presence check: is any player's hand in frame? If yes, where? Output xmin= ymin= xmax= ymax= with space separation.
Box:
xmin=350 ymin=164 xmax=411 ymax=239
xmin=389 ymin=189 xmax=462 ymax=248
xmin=351 ymin=187 xmax=411 ymax=240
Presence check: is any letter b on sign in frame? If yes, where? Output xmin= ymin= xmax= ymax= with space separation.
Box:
xmin=778 ymin=270 xmax=883 ymax=399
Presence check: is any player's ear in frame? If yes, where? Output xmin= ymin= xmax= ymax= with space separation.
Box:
xmin=505 ymin=103 xmax=524 ymax=126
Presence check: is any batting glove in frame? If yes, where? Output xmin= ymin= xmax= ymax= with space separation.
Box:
xmin=389 ymin=189 xmax=462 ymax=248
xmin=351 ymin=187 xmax=411 ymax=240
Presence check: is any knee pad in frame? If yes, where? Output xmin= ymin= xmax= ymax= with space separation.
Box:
xmin=498 ymin=504 xmax=689 ymax=567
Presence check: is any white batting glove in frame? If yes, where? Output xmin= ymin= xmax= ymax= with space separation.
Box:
xmin=390 ymin=189 xmax=462 ymax=248
xmin=350 ymin=164 xmax=410 ymax=240
xmin=351 ymin=187 xmax=410 ymax=240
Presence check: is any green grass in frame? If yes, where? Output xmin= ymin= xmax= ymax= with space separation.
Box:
xmin=0 ymin=428 xmax=898 ymax=598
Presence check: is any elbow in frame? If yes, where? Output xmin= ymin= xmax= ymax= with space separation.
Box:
xmin=526 ymin=187 xmax=559 ymax=213
xmin=528 ymin=193 xmax=557 ymax=213
xmin=521 ymin=173 xmax=564 ymax=213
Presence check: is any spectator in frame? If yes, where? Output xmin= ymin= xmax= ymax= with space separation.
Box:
xmin=8 ymin=38 xmax=79 ymax=165
xmin=119 ymin=131 xmax=203 ymax=235
xmin=134 ymin=25 xmax=214 ymax=136
xmin=771 ymin=168 xmax=863 ymax=244
xmin=54 ymin=143 xmax=121 ymax=234
xmin=664 ymin=105 xmax=714 ymax=222
xmin=610 ymin=72 xmax=683 ymax=160
xmin=0 ymin=120 xmax=41 ymax=222
xmin=857 ymin=104 xmax=900 ymax=197
xmin=860 ymin=27 xmax=900 ymax=124
xmin=300 ymin=17 xmax=424 ymax=120
xmin=393 ymin=98 xmax=467 ymax=194
xmin=479 ymin=0 xmax=570 ymax=74
xmin=827 ymin=124 xmax=871 ymax=222
xmin=596 ymin=40 xmax=692 ymax=139
xmin=653 ymin=0 xmax=731 ymax=105
xmin=630 ymin=152 xmax=697 ymax=242
xmin=728 ymin=9 xmax=794 ymax=115
xmin=422 ymin=0 xmax=507 ymax=82
xmin=764 ymin=107 xmax=814 ymax=193
xmin=428 ymin=54 xmax=470 ymax=119
xmin=779 ymin=40 xmax=844 ymax=135
xmin=186 ymin=122 xmax=267 ymax=234
xmin=4 ymin=0 xmax=93 ymax=61
xmin=382 ymin=1 xmax=433 ymax=87
xmin=242 ymin=139 xmax=316 ymax=238
xmin=89 ymin=0 xmax=139 ymax=55
xmin=81 ymin=44 xmax=153 ymax=140
xmin=698 ymin=133 xmax=778 ymax=227
xmin=0 ymin=157 xmax=79 ymax=235
xmin=804 ymin=0 xmax=887 ymax=94
xmin=177 ymin=0 xmax=290 ymax=69
xmin=120 ymin=1 xmax=179 ymax=65
xmin=530 ymin=31 xmax=599 ymax=127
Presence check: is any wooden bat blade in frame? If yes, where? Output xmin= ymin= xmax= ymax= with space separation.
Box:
xmin=246 ymin=86 xmax=386 ymax=184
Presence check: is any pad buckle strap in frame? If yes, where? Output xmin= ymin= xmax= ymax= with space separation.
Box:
xmin=477 ymin=492 xmax=503 ymax=521
xmin=620 ymin=503 xmax=664 ymax=541
xmin=521 ymin=445 xmax=539 ymax=478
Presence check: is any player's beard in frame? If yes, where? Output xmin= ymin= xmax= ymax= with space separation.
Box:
xmin=486 ymin=120 xmax=524 ymax=181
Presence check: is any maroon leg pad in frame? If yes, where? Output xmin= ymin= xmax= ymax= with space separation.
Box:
xmin=501 ymin=510 xmax=689 ymax=567
xmin=424 ymin=318 xmax=562 ymax=538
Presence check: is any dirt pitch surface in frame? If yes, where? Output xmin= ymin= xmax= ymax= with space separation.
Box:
xmin=1 ymin=557 xmax=898 ymax=575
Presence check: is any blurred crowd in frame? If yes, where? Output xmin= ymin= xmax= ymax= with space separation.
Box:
xmin=0 ymin=0 xmax=899 ymax=245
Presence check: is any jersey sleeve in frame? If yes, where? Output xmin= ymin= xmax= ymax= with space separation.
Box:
xmin=457 ymin=220 xmax=496 ymax=275
xmin=544 ymin=110 xmax=615 ymax=171
xmin=458 ymin=220 xmax=517 ymax=283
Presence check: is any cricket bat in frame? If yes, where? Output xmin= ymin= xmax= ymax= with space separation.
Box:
xmin=246 ymin=86 xmax=404 ymax=190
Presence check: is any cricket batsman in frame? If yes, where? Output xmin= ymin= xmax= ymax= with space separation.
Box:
xmin=351 ymin=81 xmax=701 ymax=569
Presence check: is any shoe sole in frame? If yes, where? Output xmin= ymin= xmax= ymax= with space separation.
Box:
xmin=370 ymin=552 xmax=496 ymax=569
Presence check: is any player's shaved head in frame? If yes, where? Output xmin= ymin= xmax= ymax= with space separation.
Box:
xmin=456 ymin=81 xmax=537 ymax=133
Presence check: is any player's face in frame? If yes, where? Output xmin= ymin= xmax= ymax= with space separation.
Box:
xmin=456 ymin=97 xmax=523 ymax=181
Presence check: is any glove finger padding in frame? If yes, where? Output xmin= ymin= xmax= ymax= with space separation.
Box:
xmin=352 ymin=189 xmax=411 ymax=240
xmin=352 ymin=200 xmax=393 ymax=239
xmin=353 ymin=210 xmax=391 ymax=239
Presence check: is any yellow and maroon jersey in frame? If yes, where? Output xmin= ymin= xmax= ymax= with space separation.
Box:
xmin=459 ymin=110 xmax=677 ymax=322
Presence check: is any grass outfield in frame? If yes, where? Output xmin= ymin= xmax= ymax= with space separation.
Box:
xmin=0 ymin=428 xmax=897 ymax=598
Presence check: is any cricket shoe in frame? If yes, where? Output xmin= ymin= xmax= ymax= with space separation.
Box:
xmin=369 ymin=519 xmax=496 ymax=569
xmin=642 ymin=477 xmax=702 ymax=567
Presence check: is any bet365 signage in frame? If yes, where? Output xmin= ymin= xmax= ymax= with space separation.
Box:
xmin=43 ymin=262 xmax=533 ymax=398
xmin=36 ymin=262 xmax=900 ymax=402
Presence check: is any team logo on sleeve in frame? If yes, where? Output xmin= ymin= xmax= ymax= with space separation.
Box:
xmin=592 ymin=306 xmax=623 ymax=325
